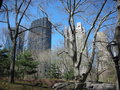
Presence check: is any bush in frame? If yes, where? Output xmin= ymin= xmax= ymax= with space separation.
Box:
xmin=45 ymin=63 xmax=61 ymax=79
xmin=0 ymin=49 xmax=10 ymax=76
xmin=63 ymin=68 xmax=74 ymax=80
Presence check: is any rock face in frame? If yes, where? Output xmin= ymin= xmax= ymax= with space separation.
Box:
xmin=86 ymin=82 xmax=116 ymax=90
xmin=52 ymin=81 xmax=116 ymax=90
xmin=52 ymin=82 xmax=75 ymax=90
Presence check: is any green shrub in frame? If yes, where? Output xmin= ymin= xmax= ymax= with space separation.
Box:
xmin=0 ymin=49 xmax=10 ymax=76
xmin=63 ymin=68 xmax=74 ymax=80
xmin=16 ymin=51 xmax=39 ymax=78
xmin=45 ymin=63 xmax=61 ymax=79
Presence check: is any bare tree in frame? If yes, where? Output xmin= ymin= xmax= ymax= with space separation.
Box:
xmin=114 ymin=0 xmax=120 ymax=66
xmin=114 ymin=0 xmax=120 ymax=43
xmin=0 ymin=0 xmax=52 ymax=83
xmin=39 ymin=0 xmax=116 ymax=89
xmin=0 ymin=0 xmax=41 ymax=83
xmin=0 ymin=0 xmax=3 ymax=8
xmin=111 ymin=0 xmax=120 ymax=90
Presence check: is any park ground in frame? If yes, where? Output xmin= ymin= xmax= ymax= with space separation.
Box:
xmin=0 ymin=77 xmax=66 ymax=90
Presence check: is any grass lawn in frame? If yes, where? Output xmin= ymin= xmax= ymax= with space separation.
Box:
xmin=0 ymin=80 xmax=53 ymax=90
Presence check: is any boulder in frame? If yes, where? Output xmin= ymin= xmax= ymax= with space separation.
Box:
xmin=86 ymin=82 xmax=116 ymax=90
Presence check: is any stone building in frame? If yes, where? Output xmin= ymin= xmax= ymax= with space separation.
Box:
xmin=64 ymin=22 xmax=88 ymax=75
xmin=96 ymin=32 xmax=113 ymax=82
xmin=75 ymin=22 xmax=88 ymax=75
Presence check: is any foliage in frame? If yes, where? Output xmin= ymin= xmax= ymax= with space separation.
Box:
xmin=0 ymin=49 xmax=10 ymax=76
xmin=16 ymin=51 xmax=39 ymax=78
xmin=63 ymin=68 xmax=74 ymax=80
xmin=45 ymin=63 xmax=61 ymax=79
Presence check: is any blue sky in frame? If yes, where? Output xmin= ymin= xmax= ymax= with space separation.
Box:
xmin=0 ymin=1 xmax=66 ymax=49
xmin=0 ymin=0 xmax=117 ymax=50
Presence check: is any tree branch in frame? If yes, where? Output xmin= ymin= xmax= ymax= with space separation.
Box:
xmin=18 ymin=0 xmax=31 ymax=29
xmin=0 ymin=20 xmax=7 ymax=23
xmin=39 ymin=6 xmax=64 ymax=37
xmin=76 ymin=0 xmax=108 ymax=68
xmin=18 ymin=24 xmax=50 ymax=35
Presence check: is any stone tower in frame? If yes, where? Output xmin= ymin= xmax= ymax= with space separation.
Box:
xmin=76 ymin=22 xmax=88 ymax=75
xmin=96 ymin=32 xmax=111 ymax=82
xmin=64 ymin=22 xmax=88 ymax=75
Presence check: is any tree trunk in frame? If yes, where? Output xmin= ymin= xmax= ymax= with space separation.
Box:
xmin=115 ymin=0 xmax=120 ymax=45
xmin=0 ymin=0 xmax=3 ymax=9
xmin=75 ymin=83 xmax=84 ymax=90
xmin=114 ymin=0 xmax=120 ymax=90
xmin=73 ymin=64 xmax=85 ymax=90
xmin=74 ymin=66 xmax=80 ymax=90
xmin=9 ymin=39 xmax=17 ymax=83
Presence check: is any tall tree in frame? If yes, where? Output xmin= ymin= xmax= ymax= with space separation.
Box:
xmin=0 ymin=0 xmax=33 ymax=83
xmin=39 ymin=0 xmax=116 ymax=89
xmin=0 ymin=0 xmax=50 ymax=83
xmin=113 ymin=0 xmax=120 ymax=90
xmin=0 ymin=0 xmax=3 ymax=9
xmin=114 ymin=0 xmax=120 ymax=54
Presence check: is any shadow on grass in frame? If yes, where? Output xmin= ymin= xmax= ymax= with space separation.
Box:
xmin=0 ymin=88 xmax=5 ymax=90
xmin=14 ymin=82 xmax=51 ymax=89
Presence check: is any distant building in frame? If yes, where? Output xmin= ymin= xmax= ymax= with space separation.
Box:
xmin=75 ymin=23 xmax=88 ymax=75
xmin=16 ymin=30 xmax=25 ymax=54
xmin=27 ymin=17 xmax=52 ymax=78
xmin=5 ymin=28 xmax=25 ymax=53
xmin=64 ymin=22 xmax=88 ymax=75
xmin=27 ymin=17 xmax=52 ymax=53
xmin=5 ymin=33 xmax=12 ymax=50
xmin=96 ymin=32 xmax=111 ymax=82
